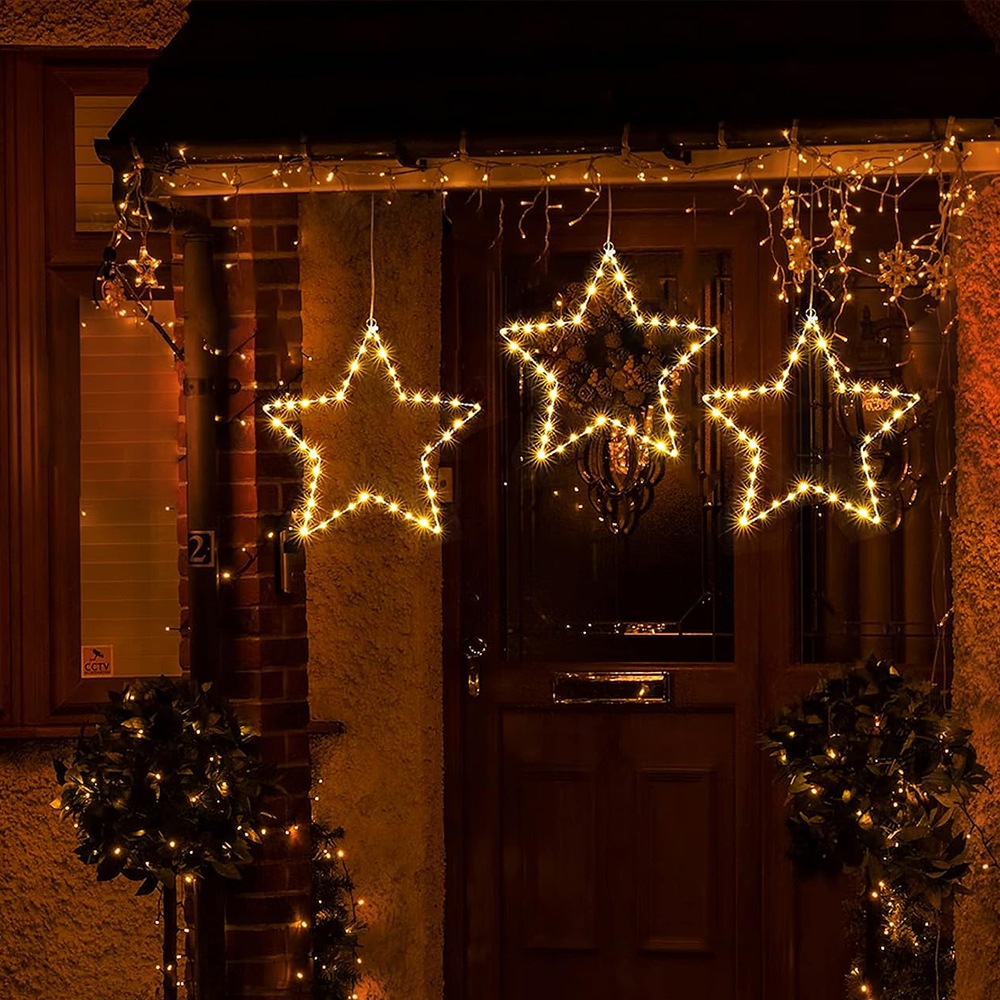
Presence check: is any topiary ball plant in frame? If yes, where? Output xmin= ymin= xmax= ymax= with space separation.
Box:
xmin=53 ymin=675 xmax=270 ymax=895
xmin=763 ymin=655 xmax=991 ymax=1000
xmin=762 ymin=655 xmax=988 ymax=906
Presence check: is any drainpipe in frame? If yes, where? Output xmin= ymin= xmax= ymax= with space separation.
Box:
xmin=180 ymin=218 xmax=228 ymax=1000
xmin=104 ymin=158 xmax=230 ymax=1000
xmin=179 ymin=220 xmax=223 ymax=688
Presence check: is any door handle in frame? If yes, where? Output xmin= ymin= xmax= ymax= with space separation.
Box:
xmin=464 ymin=637 xmax=487 ymax=698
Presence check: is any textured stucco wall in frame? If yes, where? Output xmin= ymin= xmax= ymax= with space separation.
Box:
xmin=0 ymin=0 xmax=187 ymax=47
xmin=300 ymin=193 xmax=444 ymax=1000
xmin=953 ymin=179 xmax=1000 ymax=1000
xmin=0 ymin=11 xmax=180 ymax=999
xmin=0 ymin=744 xmax=159 ymax=999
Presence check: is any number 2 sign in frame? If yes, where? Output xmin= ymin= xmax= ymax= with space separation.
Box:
xmin=187 ymin=530 xmax=216 ymax=567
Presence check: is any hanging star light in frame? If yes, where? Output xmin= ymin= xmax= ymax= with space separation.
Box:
xmin=263 ymin=318 xmax=481 ymax=538
xmin=830 ymin=207 xmax=856 ymax=256
xmin=498 ymin=241 xmax=719 ymax=465
xmin=126 ymin=244 xmax=162 ymax=289
xmin=785 ymin=227 xmax=813 ymax=286
xmin=779 ymin=183 xmax=797 ymax=232
xmin=703 ymin=312 xmax=920 ymax=530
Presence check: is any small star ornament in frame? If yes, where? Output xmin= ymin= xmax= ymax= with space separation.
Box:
xmin=780 ymin=184 xmax=796 ymax=232
xmin=127 ymin=244 xmax=162 ymax=289
xmin=830 ymin=208 xmax=855 ymax=256
xmin=786 ymin=227 xmax=813 ymax=285
xmin=264 ymin=318 xmax=481 ymax=538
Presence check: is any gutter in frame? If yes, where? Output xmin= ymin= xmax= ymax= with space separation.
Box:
xmin=99 ymin=117 xmax=1000 ymax=167
xmin=98 ymin=118 xmax=1000 ymax=198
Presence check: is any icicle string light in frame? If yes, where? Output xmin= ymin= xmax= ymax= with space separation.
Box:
xmin=704 ymin=312 xmax=920 ymax=530
xmin=263 ymin=318 xmax=481 ymax=538
xmin=734 ymin=132 xmax=973 ymax=316
xmin=499 ymin=241 xmax=719 ymax=463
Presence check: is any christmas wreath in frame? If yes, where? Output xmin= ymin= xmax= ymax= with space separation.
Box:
xmin=539 ymin=283 xmax=671 ymax=418
xmin=763 ymin=656 xmax=989 ymax=999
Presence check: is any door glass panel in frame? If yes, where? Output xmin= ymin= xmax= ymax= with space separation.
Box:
xmin=795 ymin=273 xmax=952 ymax=669
xmin=504 ymin=250 xmax=734 ymax=663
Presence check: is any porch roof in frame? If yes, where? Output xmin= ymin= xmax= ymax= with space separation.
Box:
xmin=109 ymin=0 xmax=1000 ymax=166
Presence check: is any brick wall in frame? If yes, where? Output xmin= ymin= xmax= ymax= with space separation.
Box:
xmin=172 ymin=192 xmax=313 ymax=997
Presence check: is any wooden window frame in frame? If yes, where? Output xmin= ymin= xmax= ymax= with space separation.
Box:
xmin=44 ymin=61 xmax=152 ymax=266
xmin=2 ymin=51 xmax=173 ymax=734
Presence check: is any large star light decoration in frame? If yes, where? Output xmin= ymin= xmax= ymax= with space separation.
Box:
xmin=499 ymin=242 xmax=719 ymax=464
xmin=703 ymin=312 xmax=920 ymax=530
xmin=264 ymin=318 xmax=482 ymax=538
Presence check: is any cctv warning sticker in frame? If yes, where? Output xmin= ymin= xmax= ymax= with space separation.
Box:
xmin=81 ymin=646 xmax=114 ymax=678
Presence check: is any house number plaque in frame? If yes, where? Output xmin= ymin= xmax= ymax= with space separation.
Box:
xmin=187 ymin=529 xmax=216 ymax=567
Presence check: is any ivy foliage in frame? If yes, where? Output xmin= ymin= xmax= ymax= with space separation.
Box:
xmin=312 ymin=823 xmax=366 ymax=1000
xmin=844 ymin=893 xmax=954 ymax=1000
xmin=53 ymin=676 xmax=271 ymax=895
xmin=762 ymin=656 xmax=988 ymax=910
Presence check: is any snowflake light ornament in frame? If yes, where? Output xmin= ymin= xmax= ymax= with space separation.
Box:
xmin=100 ymin=275 xmax=128 ymax=314
xmin=922 ymin=254 xmax=953 ymax=302
xmin=877 ymin=241 xmax=920 ymax=302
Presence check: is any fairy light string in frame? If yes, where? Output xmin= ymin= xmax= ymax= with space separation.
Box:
xmin=704 ymin=311 xmax=921 ymax=530
xmin=734 ymin=132 xmax=973 ymax=319
xmin=107 ymin=130 xmax=978 ymax=334
xmin=263 ymin=197 xmax=482 ymax=539
xmin=311 ymin=818 xmax=367 ymax=999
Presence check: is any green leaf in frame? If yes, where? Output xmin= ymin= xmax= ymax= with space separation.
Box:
xmin=210 ymin=861 xmax=242 ymax=880
xmin=135 ymin=874 xmax=159 ymax=896
xmin=96 ymin=856 xmax=123 ymax=882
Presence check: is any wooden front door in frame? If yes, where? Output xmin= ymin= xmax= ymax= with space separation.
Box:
xmin=443 ymin=187 xmax=863 ymax=1000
